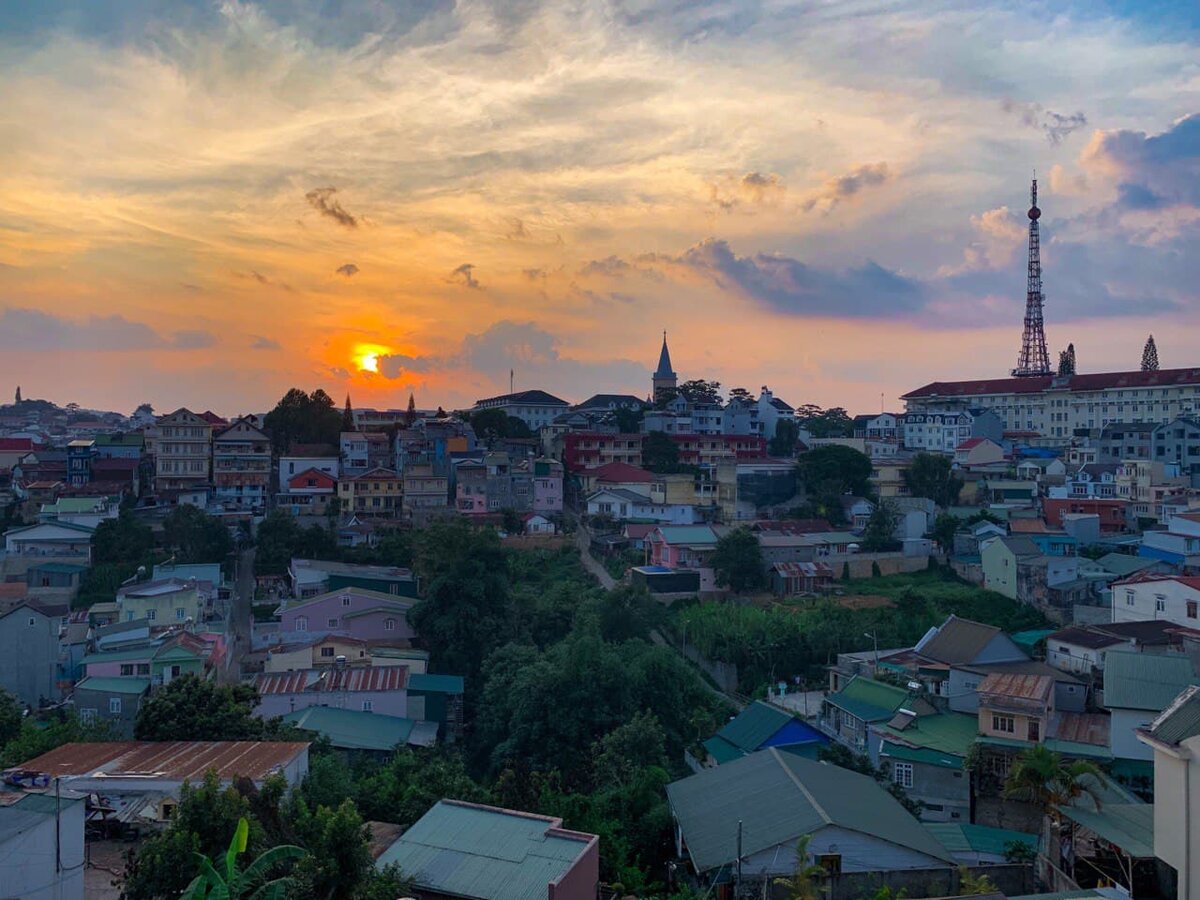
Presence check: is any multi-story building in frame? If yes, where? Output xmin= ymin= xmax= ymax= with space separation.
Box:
xmin=1112 ymin=574 xmax=1200 ymax=626
xmin=470 ymin=389 xmax=570 ymax=431
xmin=1151 ymin=417 xmax=1200 ymax=479
xmin=531 ymin=458 xmax=564 ymax=513
xmin=337 ymin=468 xmax=402 ymax=517
xmin=1098 ymin=422 xmax=1155 ymax=462
xmin=402 ymin=464 xmax=449 ymax=522
xmin=66 ymin=440 xmax=95 ymax=487
xmin=903 ymin=367 xmax=1200 ymax=441
xmin=93 ymin=432 xmax=145 ymax=460
xmin=1115 ymin=459 xmax=1189 ymax=521
xmin=340 ymin=431 xmax=391 ymax=475
xmin=153 ymin=408 xmax=212 ymax=495
xmin=1140 ymin=513 xmax=1200 ymax=568
xmin=670 ymin=433 xmax=767 ymax=465
xmin=901 ymin=407 xmax=1003 ymax=453
xmin=562 ymin=432 xmax=643 ymax=470
xmin=212 ymin=417 xmax=271 ymax=511
xmin=279 ymin=446 xmax=339 ymax=492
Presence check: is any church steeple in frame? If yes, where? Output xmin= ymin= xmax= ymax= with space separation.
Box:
xmin=652 ymin=330 xmax=678 ymax=399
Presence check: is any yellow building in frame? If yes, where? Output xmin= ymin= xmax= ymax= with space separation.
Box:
xmin=338 ymin=467 xmax=402 ymax=516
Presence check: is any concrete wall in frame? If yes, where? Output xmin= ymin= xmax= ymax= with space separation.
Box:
xmin=1151 ymin=737 xmax=1200 ymax=898
xmin=0 ymin=797 xmax=85 ymax=900
xmin=879 ymin=755 xmax=969 ymax=822
xmin=1110 ymin=707 xmax=1155 ymax=761
xmin=825 ymin=553 xmax=929 ymax=579
xmin=0 ymin=607 xmax=59 ymax=707
xmin=547 ymin=835 xmax=600 ymax=900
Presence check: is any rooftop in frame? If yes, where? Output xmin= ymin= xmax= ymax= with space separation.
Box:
xmin=474 ymin=389 xmax=570 ymax=407
xmin=281 ymin=707 xmax=429 ymax=752
xmin=1103 ymin=651 xmax=1199 ymax=712
xmin=978 ymin=672 xmax=1053 ymax=704
xmin=1142 ymin=684 xmax=1200 ymax=747
xmin=826 ymin=676 xmax=909 ymax=723
xmin=255 ymin=666 xmax=409 ymax=695
xmin=376 ymin=799 xmax=596 ymax=900
xmin=915 ymin=615 xmax=1004 ymax=666
xmin=903 ymin=367 xmax=1200 ymax=400
xmin=11 ymin=741 xmax=310 ymax=782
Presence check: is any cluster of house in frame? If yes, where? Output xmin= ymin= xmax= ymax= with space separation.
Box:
xmin=666 ymin=611 xmax=1200 ymax=897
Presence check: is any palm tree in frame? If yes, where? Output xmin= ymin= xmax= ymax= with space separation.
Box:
xmin=773 ymin=834 xmax=829 ymax=900
xmin=181 ymin=817 xmax=306 ymax=900
xmin=1003 ymin=745 xmax=1107 ymax=824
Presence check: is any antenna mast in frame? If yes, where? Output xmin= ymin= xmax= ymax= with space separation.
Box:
xmin=1011 ymin=178 xmax=1051 ymax=377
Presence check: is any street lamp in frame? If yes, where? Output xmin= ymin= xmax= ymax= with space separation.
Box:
xmin=863 ymin=631 xmax=879 ymax=668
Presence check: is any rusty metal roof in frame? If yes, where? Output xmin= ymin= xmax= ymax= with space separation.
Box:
xmin=11 ymin=741 xmax=309 ymax=781
xmin=256 ymin=666 xmax=408 ymax=695
xmin=979 ymin=672 xmax=1053 ymax=702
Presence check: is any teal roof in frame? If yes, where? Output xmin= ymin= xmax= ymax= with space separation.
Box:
xmin=408 ymin=673 xmax=465 ymax=694
xmin=1144 ymin=685 xmax=1200 ymax=746
xmin=979 ymin=735 xmax=1113 ymax=761
xmin=75 ymin=676 xmax=151 ymax=694
xmin=1103 ymin=650 xmax=1199 ymax=712
xmin=925 ymin=822 xmax=1036 ymax=858
xmin=880 ymin=741 xmax=962 ymax=770
xmin=875 ymin=711 xmax=978 ymax=758
xmin=82 ymin=647 xmax=155 ymax=664
xmin=44 ymin=498 xmax=106 ymax=514
xmin=1010 ymin=629 xmax=1055 ymax=653
xmin=827 ymin=676 xmax=908 ymax=723
xmin=282 ymin=706 xmax=415 ymax=751
xmin=666 ymin=748 xmax=955 ymax=873
xmin=713 ymin=701 xmax=794 ymax=753
xmin=376 ymin=800 xmax=594 ymax=900
xmin=655 ymin=525 xmax=719 ymax=545
xmin=703 ymin=736 xmax=746 ymax=765
xmin=1058 ymin=803 xmax=1154 ymax=859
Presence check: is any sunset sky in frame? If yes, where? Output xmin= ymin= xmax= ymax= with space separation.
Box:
xmin=1 ymin=1 xmax=1199 ymax=417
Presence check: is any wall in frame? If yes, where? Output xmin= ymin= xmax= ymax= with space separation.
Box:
xmin=256 ymin=688 xmax=408 ymax=719
xmin=818 ymin=863 xmax=1032 ymax=900
xmin=671 ymin=636 xmax=739 ymax=693
xmin=1110 ymin=707 xmax=1155 ymax=761
xmin=547 ymin=835 xmax=600 ymax=900
xmin=879 ymin=755 xmax=969 ymax=822
xmin=0 ymin=608 xmax=59 ymax=707
xmin=824 ymin=553 xmax=929 ymax=579
xmin=0 ymin=798 xmax=85 ymax=900
xmin=1151 ymin=737 xmax=1200 ymax=898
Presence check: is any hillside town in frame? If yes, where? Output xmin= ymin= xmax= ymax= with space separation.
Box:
xmin=5 ymin=225 xmax=1200 ymax=897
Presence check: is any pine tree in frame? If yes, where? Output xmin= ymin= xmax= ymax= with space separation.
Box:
xmin=405 ymin=392 xmax=417 ymax=427
xmin=13 ymin=386 xmax=20 ymax=404
xmin=1142 ymin=334 xmax=1159 ymax=372
xmin=341 ymin=394 xmax=355 ymax=432
xmin=1057 ymin=343 xmax=1076 ymax=376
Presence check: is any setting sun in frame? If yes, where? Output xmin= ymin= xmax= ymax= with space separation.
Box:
xmin=353 ymin=344 xmax=390 ymax=375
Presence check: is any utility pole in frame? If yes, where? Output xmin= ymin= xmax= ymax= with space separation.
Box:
xmin=735 ymin=819 xmax=743 ymax=896
xmin=55 ymin=776 xmax=61 ymax=874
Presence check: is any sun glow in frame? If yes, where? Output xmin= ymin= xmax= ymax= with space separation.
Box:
xmin=353 ymin=344 xmax=389 ymax=374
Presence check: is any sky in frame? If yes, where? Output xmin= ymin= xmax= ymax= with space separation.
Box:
xmin=1 ymin=0 xmax=1198 ymax=417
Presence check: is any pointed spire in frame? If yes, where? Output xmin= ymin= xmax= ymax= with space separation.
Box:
xmin=405 ymin=392 xmax=417 ymax=426
xmin=655 ymin=330 xmax=675 ymax=377
xmin=341 ymin=393 xmax=355 ymax=432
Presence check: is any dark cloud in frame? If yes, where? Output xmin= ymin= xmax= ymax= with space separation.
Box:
xmin=709 ymin=171 xmax=785 ymax=210
xmin=377 ymin=352 xmax=433 ymax=379
xmin=251 ymin=336 xmax=281 ymax=350
xmin=172 ymin=330 xmax=217 ymax=349
xmin=335 ymin=263 xmax=360 ymax=277
xmin=0 ymin=308 xmax=216 ymax=351
xmin=237 ymin=270 xmax=293 ymax=291
xmin=522 ymin=267 xmax=546 ymax=280
xmin=1002 ymin=99 xmax=1088 ymax=145
xmin=579 ymin=255 xmax=633 ymax=277
xmin=1083 ymin=114 xmax=1200 ymax=208
xmin=305 ymin=186 xmax=359 ymax=228
xmin=448 ymin=263 xmax=481 ymax=289
xmin=801 ymin=163 xmax=890 ymax=212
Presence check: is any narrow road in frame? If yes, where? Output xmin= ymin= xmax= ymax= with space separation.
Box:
xmin=223 ymin=546 xmax=255 ymax=683
xmin=575 ymin=524 xmax=617 ymax=590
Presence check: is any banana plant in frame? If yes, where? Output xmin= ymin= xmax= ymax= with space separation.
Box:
xmin=180 ymin=817 xmax=306 ymax=900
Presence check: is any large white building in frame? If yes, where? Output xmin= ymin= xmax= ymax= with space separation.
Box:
xmin=1111 ymin=573 xmax=1200 ymax=627
xmin=902 ymin=367 xmax=1200 ymax=441
xmin=471 ymin=389 xmax=570 ymax=430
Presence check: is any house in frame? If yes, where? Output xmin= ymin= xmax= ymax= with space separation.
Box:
xmin=1140 ymin=512 xmax=1200 ymax=567
xmin=531 ymin=458 xmax=564 ymax=513
xmin=922 ymin=823 xmax=1036 ymax=866
xmin=874 ymin=710 xmax=979 ymax=823
xmin=522 ymin=512 xmax=556 ymax=535
xmin=701 ymin=700 xmax=827 ymax=765
xmin=277 ymin=586 xmax=415 ymax=643
xmin=0 ymin=436 xmax=42 ymax=469
xmin=471 ymin=390 xmax=571 ymax=431
xmin=279 ymin=467 xmax=338 ymax=516
xmin=0 ymin=793 xmax=85 ymax=900
xmin=281 ymin=705 xmax=439 ymax=753
xmin=821 ymin=676 xmax=909 ymax=752
xmin=1112 ymin=574 xmax=1200 ymax=626
xmin=981 ymin=535 xmax=1039 ymax=599
xmin=562 ymin=432 xmax=645 ymax=470
xmin=1043 ymin=497 xmax=1129 ymax=534
xmin=1151 ymin=417 xmax=1200 ymax=478
xmin=38 ymin=496 xmax=116 ymax=529
xmin=3 ymin=521 xmax=94 ymax=564
xmin=402 ymin=464 xmax=449 ymax=522
xmin=375 ymin=799 xmax=599 ymax=900
xmin=585 ymin=488 xmax=697 ymax=524
xmin=255 ymin=666 xmax=410 ymax=718
xmin=842 ymin=496 xmax=875 ymax=531
xmin=278 ymin=447 xmax=339 ymax=492
xmin=0 ymin=602 xmax=62 ymax=708
xmin=576 ymin=461 xmax=654 ymax=497
xmin=976 ymin=672 xmax=1109 ymax=764
xmin=646 ymin=525 xmax=725 ymax=591
xmin=954 ymin=438 xmax=1005 ymax=467
xmin=72 ymin=676 xmax=150 ymax=737
xmin=153 ymin=408 xmax=213 ymax=495
xmin=116 ymin=578 xmax=209 ymax=625
xmin=94 ymin=431 xmax=145 ymax=460
xmin=263 ymin=634 xmax=419 ymax=673
xmin=666 ymin=749 xmax=955 ymax=884
xmin=1045 ymin=626 xmax=1129 ymax=676
xmin=902 ymin=406 xmax=1004 ymax=454
xmin=1103 ymin=651 xmax=1200 ymax=763
xmin=288 ymin=559 xmax=418 ymax=600
xmin=212 ymin=417 xmax=271 ymax=511
xmin=770 ymin=561 xmax=835 ymax=595
xmin=1136 ymin=685 xmax=1200 ymax=897
xmin=340 ymin=431 xmax=392 ymax=475
xmin=338 ymin=467 xmax=402 ymax=517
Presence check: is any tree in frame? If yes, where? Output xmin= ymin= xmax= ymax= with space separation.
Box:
xmin=1057 ymin=343 xmax=1076 ymax=376
xmin=641 ymin=431 xmax=680 ymax=473
xmin=609 ymin=406 xmax=644 ymax=434
xmin=794 ymin=404 xmax=853 ymax=438
xmin=92 ymin=508 xmax=155 ymax=565
xmin=768 ymin=418 xmax=801 ymax=457
xmin=711 ymin=527 xmax=766 ymax=593
xmin=1142 ymin=334 xmax=1159 ymax=372
xmin=468 ymin=409 xmax=531 ymax=444
xmin=1003 ymin=745 xmax=1107 ymax=824
xmin=134 ymin=675 xmax=291 ymax=741
xmin=676 ymin=379 xmax=722 ymax=405
xmin=405 ymin=392 xmax=418 ymax=427
xmin=931 ymin=512 xmax=960 ymax=552
xmin=796 ymin=445 xmax=873 ymax=497
xmin=592 ymin=711 xmax=668 ymax=789
xmin=164 ymin=505 xmax=233 ymax=563
xmin=262 ymin=389 xmax=342 ymax=453
xmin=255 ymin=511 xmax=337 ymax=576
xmin=0 ymin=690 xmax=22 ymax=750
xmin=285 ymin=799 xmax=374 ymax=900
xmin=958 ymin=868 xmax=999 ymax=896
xmin=861 ymin=501 xmax=899 ymax=552
xmin=341 ymin=394 xmax=355 ymax=432
xmin=772 ymin=835 xmax=827 ymax=900
xmin=901 ymin=453 xmax=963 ymax=507
xmin=727 ymin=387 xmax=754 ymax=405
xmin=0 ymin=711 xmax=111 ymax=768
xmin=181 ymin=817 xmax=305 ymax=900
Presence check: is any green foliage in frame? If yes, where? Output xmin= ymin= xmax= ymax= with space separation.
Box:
xmin=254 ymin=511 xmax=338 ymax=576
xmin=468 ymin=409 xmax=532 ymax=443
xmin=1003 ymin=837 xmax=1037 ymax=863
xmin=164 ymin=505 xmax=233 ymax=564
xmin=262 ymin=388 xmax=342 ymax=453
xmin=793 ymin=404 xmax=853 ymax=438
xmin=284 ymin=800 xmax=373 ymax=900
xmin=901 ymin=453 xmax=964 ymax=507
xmin=711 ymin=526 xmax=766 ymax=593
xmin=772 ymin=835 xmax=827 ymax=900
xmin=797 ymin=445 xmax=873 ymax=498
xmin=0 ymin=711 xmax=112 ymax=768
xmin=609 ymin=406 xmax=644 ymax=434
xmin=500 ymin=507 xmax=523 ymax=534
xmin=133 ymin=675 xmax=295 ymax=742
xmin=958 ymin=868 xmax=1000 ymax=895
xmin=861 ymin=501 xmax=900 ymax=553
xmin=0 ymin=690 xmax=22 ymax=748
xmin=931 ymin=512 xmax=961 ymax=552
xmin=93 ymin=508 xmax=154 ymax=565
xmin=179 ymin=815 xmax=305 ymax=900
xmin=768 ymin=418 xmax=801 ymax=457
xmin=1003 ymin=745 xmax=1107 ymax=821
xmin=343 ymin=748 xmax=492 ymax=827
xmin=642 ymin=430 xmax=681 ymax=473
xmin=677 ymin=379 xmax=722 ymax=404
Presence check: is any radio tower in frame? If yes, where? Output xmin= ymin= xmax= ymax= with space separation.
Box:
xmin=1011 ymin=178 xmax=1051 ymax=377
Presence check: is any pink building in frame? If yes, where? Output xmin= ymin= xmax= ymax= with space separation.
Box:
xmin=254 ymin=666 xmax=409 ymax=718
xmin=278 ymin=587 xmax=416 ymax=644
xmin=532 ymin=458 xmax=564 ymax=514
xmin=646 ymin=525 xmax=723 ymax=591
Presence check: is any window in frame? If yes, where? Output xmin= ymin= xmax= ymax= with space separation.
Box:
xmin=341 ymin=595 xmax=352 ymax=607
xmin=176 ymin=607 xmax=186 ymax=620
xmin=327 ymin=618 xmax=338 ymax=628
xmin=137 ymin=664 xmax=150 ymax=675
xmin=892 ymin=762 xmax=914 ymax=788
xmin=1125 ymin=590 xmax=1136 ymax=607
xmin=362 ymin=700 xmax=373 ymax=712
xmin=296 ymin=615 xmax=308 ymax=631
xmin=992 ymin=714 xmax=1015 ymax=734
xmin=27 ymin=617 xmax=36 ymax=627
xmin=1028 ymin=720 xmax=1040 ymax=742
xmin=320 ymin=647 xmax=335 ymax=658
xmin=109 ymin=697 xmax=123 ymax=714
xmin=146 ymin=609 xmax=156 ymax=621
xmin=384 ymin=618 xmax=396 ymax=631
xmin=1156 ymin=596 xmax=1166 ymax=612
xmin=120 ymin=664 xmax=134 ymax=676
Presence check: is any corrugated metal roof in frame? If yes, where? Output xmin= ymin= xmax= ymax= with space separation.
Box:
xmin=12 ymin=741 xmax=309 ymax=781
xmin=916 ymin=616 xmax=1002 ymax=665
xmin=925 ymin=822 xmax=1036 ymax=858
xmin=1103 ymin=651 xmax=1199 ymax=712
xmin=1145 ymin=684 xmax=1200 ymax=746
xmin=875 ymin=711 xmax=978 ymax=758
xmin=1058 ymin=803 xmax=1154 ymax=859
xmin=827 ymin=676 xmax=909 ymax=723
xmin=256 ymin=666 xmax=408 ymax=695
xmin=74 ymin=676 xmax=151 ymax=695
xmin=376 ymin=800 xmax=594 ymax=900
xmin=282 ymin=707 xmax=415 ymax=751
xmin=713 ymin=701 xmax=794 ymax=753
xmin=665 ymin=749 xmax=954 ymax=874
xmin=978 ymin=672 xmax=1053 ymax=703
xmin=408 ymin=673 xmax=465 ymax=695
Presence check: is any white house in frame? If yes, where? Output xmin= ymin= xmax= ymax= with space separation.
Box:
xmin=586 ymin=488 xmax=698 ymax=525
xmin=1112 ymin=574 xmax=1200 ymax=626
xmin=3 ymin=522 xmax=95 ymax=563
xmin=1138 ymin=685 xmax=1200 ymax=897
xmin=1104 ymin=650 xmax=1200 ymax=762
xmin=470 ymin=389 xmax=570 ymax=431
xmin=279 ymin=453 xmax=339 ymax=492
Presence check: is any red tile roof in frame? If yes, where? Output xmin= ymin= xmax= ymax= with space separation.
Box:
xmin=288 ymin=468 xmax=337 ymax=489
xmin=0 ymin=438 xmax=39 ymax=451
xmin=1111 ymin=572 xmax=1200 ymax=591
xmin=12 ymin=741 xmax=309 ymax=781
xmin=956 ymin=438 xmax=987 ymax=450
xmin=904 ymin=367 xmax=1200 ymax=400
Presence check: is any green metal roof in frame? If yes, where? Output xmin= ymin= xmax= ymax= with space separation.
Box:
xmin=376 ymin=800 xmax=594 ymax=900
xmin=702 ymin=736 xmax=744 ymax=765
xmin=827 ymin=676 xmax=908 ymax=723
xmin=408 ymin=673 xmax=465 ymax=694
xmin=880 ymin=741 xmax=962 ymax=770
xmin=74 ymin=676 xmax=151 ymax=694
xmin=1010 ymin=629 xmax=1055 ymax=653
xmin=978 ymin=735 xmax=1113 ymax=761
xmin=1058 ymin=803 xmax=1154 ymax=859
xmin=282 ymin=706 xmax=415 ymax=751
xmin=82 ymin=647 xmax=155 ymax=664
xmin=1103 ymin=650 xmax=1199 ymax=712
xmin=925 ymin=822 xmax=1036 ymax=858
xmin=655 ymin=525 xmax=719 ymax=545
xmin=44 ymin=498 xmax=107 ymax=514
xmin=665 ymin=748 xmax=955 ymax=874
xmin=713 ymin=701 xmax=794 ymax=753
xmin=1145 ymin=685 xmax=1200 ymax=746
xmin=875 ymin=711 xmax=978 ymax=758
